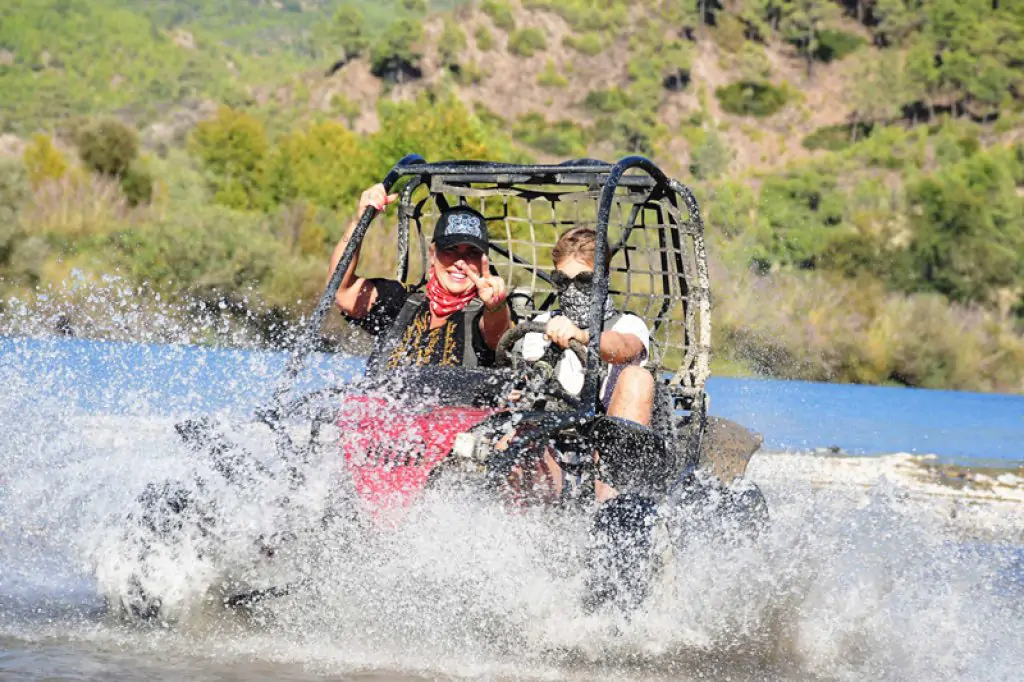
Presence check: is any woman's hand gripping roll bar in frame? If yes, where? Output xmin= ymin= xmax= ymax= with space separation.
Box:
xmin=329 ymin=184 xmax=399 ymax=320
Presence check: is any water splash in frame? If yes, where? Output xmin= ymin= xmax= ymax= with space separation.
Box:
xmin=1 ymin=293 xmax=1022 ymax=681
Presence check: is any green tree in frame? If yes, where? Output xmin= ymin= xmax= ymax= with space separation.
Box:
xmin=120 ymin=165 xmax=154 ymax=206
xmin=401 ymin=0 xmax=428 ymax=13
xmin=904 ymin=34 xmax=941 ymax=118
xmin=689 ymin=128 xmax=733 ymax=180
xmin=438 ymin=17 xmax=468 ymax=71
xmin=658 ymin=0 xmax=701 ymax=38
xmin=754 ymin=167 xmax=846 ymax=268
xmin=780 ymin=0 xmax=840 ymax=78
xmin=266 ymin=121 xmax=370 ymax=210
xmin=331 ymin=4 xmax=370 ymax=62
xmin=737 ymin=41 xmax=772 ymax=81
xmin=849 ymin=50 xmax=906 ymax=132
xmin=369 ymin=19 xmax=423 ymax=82
xmin=189 ymin=107 xmax=269 ymax=210
xmin=739 ymin=0 xmax=787 ymax=39
xmin=902 ymin=148 xmax=1024 ymax=305
xmin=76 ymin=118 xmax=139 ymax=178
xmin=371 ymin=93 xmax=493 ymax=178
xmin=871 ymin=0 xmax=925 ymax=46
xmin=22 ymin=133 xmax=68 ymax=188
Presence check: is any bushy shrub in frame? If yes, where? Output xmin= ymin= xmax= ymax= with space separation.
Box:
xmin=737 ymin=41 xmax=772 ymax=81
xmin=584 ymin=87 xmax=631 ymax=113
xmin=522 ymin=0 xmax=627 ymax=33
xmin=802 ymin=123 xmax=875 ymax=151
xmin=714 ymin=13 xmax=746 ymax=52
xmin=22 ymin=134 xmax=68 ymax=188
xmin=473 ymin=103 xmax=507 ymax=129
xmin=189 ymin=106 xmax=270 ymax=211
xmin=0 ymin=158 xmax=30 ymax=214
xmin=401 ymin=0 xmax=428 ymax=13
xmin=0 ymin=160 xmax=31 ymax=262
xmin=475 ymin=25 xmax=495 ymax=51
xmin=120 ymin=165 xmax=154 ymax=206
xmin=481 ymin=0 xmax=516 ymax=31
xmin=689 ymin=129 xmax=732 ymax=180
xmin=453 ymin=59 xmax=488 ymax=85
xmin=715 ymin=81 xmax=788 ymax=117
xmin=18 ymin=174 xmax=130 ymax=239
xmin=331 ymin=93 xmax=361 ymax=127
xmin=814 ymin=30 xmax=866 ymax=62
xmin=563 ymin=32 xmax=604 ymax=56
xmin=105 ymin=206 xmax=286 ymax=298
xmin=537 ymin=60 xmax=569 ymax=88
xmin=76 ymin=118 xmax=139 ymax=177
xmin=508 ymin=28 xmax=547 ymax=57
xmin=704 ymin=180 xmax=757 ymax=239
xmin=714 ymin=257 xmax=1024 ymax=391
xmin=512 ymin=113 xmax=588 ymax=156
xmin=847 ymin=125 xmax=927 ymax=169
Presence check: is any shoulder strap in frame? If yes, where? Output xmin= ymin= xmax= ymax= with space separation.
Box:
xmin=368 ymin=293 xmax=486 ymax=372
xmin=461 ymin=299 xmax=483 ymax=369
xmin=367 ymin=291 xmax=426 ymax=374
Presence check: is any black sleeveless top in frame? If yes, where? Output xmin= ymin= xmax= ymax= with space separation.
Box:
xmin=345 ymin=278 xmax=495 ymax=372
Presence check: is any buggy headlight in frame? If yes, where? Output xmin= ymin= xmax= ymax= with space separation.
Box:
xmin=452 ymin=432 xmax=487 ymax=461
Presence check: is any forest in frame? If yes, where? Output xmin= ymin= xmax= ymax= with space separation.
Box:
xmin=1 ymin=0 xmax=1022 ymax=392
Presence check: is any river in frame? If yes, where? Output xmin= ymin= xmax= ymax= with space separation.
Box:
xmin=1 ymin=335 xmax=1022 ymax=681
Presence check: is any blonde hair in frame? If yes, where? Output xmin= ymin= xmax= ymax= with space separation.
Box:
xmin=551 ymin=226 xmax=596 ymax=266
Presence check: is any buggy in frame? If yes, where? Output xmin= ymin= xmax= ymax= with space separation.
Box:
xmin=110 ymin=155 xmax=767 ymax=620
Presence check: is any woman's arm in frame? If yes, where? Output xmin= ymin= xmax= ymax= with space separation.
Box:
xmin=478 ymin=303 xmax=512 ymax=350
xmin=330 ymin=184 xmax=397 ymax=319
xmin=461 ymin=253 xmax=511 ymax=350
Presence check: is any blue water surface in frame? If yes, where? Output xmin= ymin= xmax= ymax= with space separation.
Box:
xmin=2 ymin=336 xmax=1022 ymax=465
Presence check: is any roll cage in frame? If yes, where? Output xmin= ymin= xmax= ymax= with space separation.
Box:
xmin=275 ymin=155 xmax=712 ymax=466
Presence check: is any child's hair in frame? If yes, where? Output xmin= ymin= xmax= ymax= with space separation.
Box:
xmin=551 ymin=226 xmax=596 ymax=265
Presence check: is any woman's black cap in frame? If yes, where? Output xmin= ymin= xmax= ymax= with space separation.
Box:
xmin=433 ymin=207 xmax=489 ymax=252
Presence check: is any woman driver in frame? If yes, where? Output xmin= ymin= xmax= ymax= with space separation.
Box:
xmin=328 ymin=184 xmax=512 ymax=372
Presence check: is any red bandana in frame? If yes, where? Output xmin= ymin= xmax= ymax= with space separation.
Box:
xmin=425 ymin=272 xmax=477 ymax=318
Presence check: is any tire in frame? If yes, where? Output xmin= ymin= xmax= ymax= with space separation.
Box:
xmin=583 ymin=494 xmax=659 ymax=613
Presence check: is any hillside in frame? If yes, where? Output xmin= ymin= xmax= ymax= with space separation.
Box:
xmin=1 ymin=0 xmax=1023 ymax=392
xmin=0 ymin=0 xmax=465 ymax=134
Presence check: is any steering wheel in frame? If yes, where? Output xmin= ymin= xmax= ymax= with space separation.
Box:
xmin=495 ymin=321 xmax=589 ymax=368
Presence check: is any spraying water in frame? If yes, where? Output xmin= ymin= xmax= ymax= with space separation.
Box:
xmin=1 ymin=290 xmax=1022 ymax=681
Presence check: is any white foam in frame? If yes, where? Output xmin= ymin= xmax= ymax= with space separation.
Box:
xmin=4 ymin=408 xmax=1023 ymax=680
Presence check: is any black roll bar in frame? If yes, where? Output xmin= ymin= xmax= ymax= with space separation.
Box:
xmin=270 ymin=154 xmax=694 ymax=426
xmin=579 ymin=156 xmax=670 ymax=413
xmin=271 ymin=153 xmax=426 ymax=405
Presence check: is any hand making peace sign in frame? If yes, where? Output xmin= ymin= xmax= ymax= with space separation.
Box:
xmin=457 ymin=254 xmax=508 ymax=311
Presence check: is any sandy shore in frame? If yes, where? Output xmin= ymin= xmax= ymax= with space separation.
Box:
xmin=748 ymin=451 xmax=1024 ymax=544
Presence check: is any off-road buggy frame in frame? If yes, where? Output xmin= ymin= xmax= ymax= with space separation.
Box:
xmin=114 ymin=154 xmax=766 ymax=620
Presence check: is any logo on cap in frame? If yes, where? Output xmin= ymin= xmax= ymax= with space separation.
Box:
xmin=445 ymin=213 xmax=482 ymax=238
